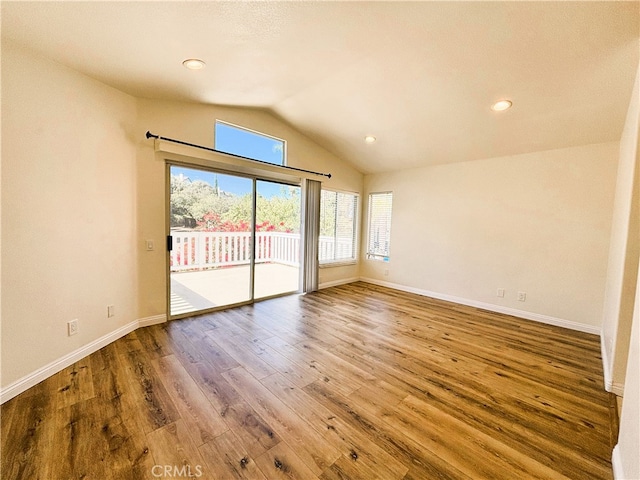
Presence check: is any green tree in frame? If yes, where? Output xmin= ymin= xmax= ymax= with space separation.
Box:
xmin=170 ymin=176 xmax=234 ymax=228
xmin=171 ymin=175 xmax=301 ymax=232
xmin=225 ymin=188 xmax=300 ymax=232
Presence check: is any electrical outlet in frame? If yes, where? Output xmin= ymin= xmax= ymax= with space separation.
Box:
xmin=68 ymin=319 xmax=78 ymax=336
xmin=517 ymin=291 xmax=527 ymax=302
xmin=497 ymin=288 xmax=505 ymax=298
xmin=107 ymin=305 xmax=115 ymax=317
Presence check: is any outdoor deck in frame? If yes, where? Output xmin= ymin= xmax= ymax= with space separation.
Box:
xmin=168 ymin=229 xmax=351 ymax=316
xmin=170 ymin=263 xmax=299 ymax=316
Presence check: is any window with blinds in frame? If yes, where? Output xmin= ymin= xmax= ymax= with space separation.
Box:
xmin=319 ymin=190 xmax=358 ymax=264
xmin=367 ymin=192 xmax=393 ymax=261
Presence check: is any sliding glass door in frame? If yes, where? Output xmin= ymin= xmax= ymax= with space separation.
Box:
xmin=254 ymin=180 xmax=301 ymax=299
xmin=169 ymin=166 xmax=253 ymax=316
xmin=168 ymin=166 xmax=301 ymax=317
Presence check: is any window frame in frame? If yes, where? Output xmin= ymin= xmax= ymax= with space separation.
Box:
xmin=366 ymin=191 xmax=393 ymax=262
xmin=214 ymin=119 xmax=287 ymax=166
xmin=319 ymin=188 xmax=359 ymax=267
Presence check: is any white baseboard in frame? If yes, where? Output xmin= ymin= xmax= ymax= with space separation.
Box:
xmin=359 ymin=277 xmax=601 ymax=335
xmin=1 ymin=314 xmax=167 ymax=405
xmin=601 ymin=334 xmax=612 ymax=391
xmin=612 ymin=444 xmax=625 ymax=480
xmin=138 ymin=314 xmax=168 ymax=328
xmin=319 ymin=277 xmax=360 ymax=290
xmin=601 ymin=334 xmax=626 ymax=396
xmin=611 ymin=382 xmax=625 ymax=396
xmin=601 ymin=335 xmax=615 ymax=393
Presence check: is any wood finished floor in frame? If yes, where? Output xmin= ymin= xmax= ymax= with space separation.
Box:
xmin=1 ymin=282 xmax=614 ymax=480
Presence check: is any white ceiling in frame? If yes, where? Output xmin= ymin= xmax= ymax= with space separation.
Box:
xmin=2 ymin=1 xmax=638 ymax=174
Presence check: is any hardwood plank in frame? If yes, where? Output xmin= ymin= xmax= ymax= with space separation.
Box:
xmin=178 ymin=360 xmax=244 ymax=416
xmin=390 ymin=394 xmax=574 ymax=480
xmin=231 ymin=334 xmax=319 ymax=388
xmin=253 ymin=440 xmax=321 ymax=480
xmin=0 ymin=394 xmax=17 ymax=449
xmin=199 ymin=430 xmax=267 ymax=480
xmin=115 ymin=343 xmax=180 ymax=434
xmin=163 ymin=322 xmax=208 ymax=365
xmin=0 ymin=379 xmax=57 ymax=480
xmin=1 ymin=282 xmax=614 ymax=479
xmin=219 ymin=401 xmax=281 ymax=458
xmin=218 ymin=307 xmax=275 ymax=340
xmin=152 ymin=354 xmax=229 ymax=445
xmin=207 ymin=328 xmax=277 ymax=379
xmin=175 ymin=314 xmax=219 ymax=336
xmin=249 ymin=302 xmax=310 ymax=344
xmin=261 ymin=372 xmax=408 ymax=480
xmin=146 ymin=419 xmax=207 ymax=478
xmin=182 ymin=332 xmax=241 ymax=372
xmin=263 ymin=335 xmax=362 ymax=396
xmin=136 ymin=324 xmax=174 ymax=360
xmin=295 ymin=340 xmax=376 ymax=385
xmin=88 ymin=345 xmax=155 ymax=479
xmin=55 ymin=357 xmax=95 ymax=409
xmin=303 ymin=380 xmax=472 ymax=480
xmin=332 ymin=329 xmax=611 ymax=473
xmin=89 ymin=343 xmax=137 ymax=419
xmin=347 ymin=379 xmax=408 ymax=416
xmin=113 ymin=331 xmax=145 ymax=355
xmin=50 ymin=397 xmax=155 ymax=480
xmin=50 ymin=400 xmax=106 ymax=480
xmin=320 ymin=453 xmax=389 ymax=480
xmin=222 ymin=366 xmax=341 ymax=475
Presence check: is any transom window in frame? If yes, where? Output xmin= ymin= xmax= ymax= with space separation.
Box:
xmin=214 ymin=120 xmax=286 ymax=166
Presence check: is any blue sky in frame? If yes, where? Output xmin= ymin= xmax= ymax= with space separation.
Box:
xmin=214 ymin=121 xmax=284 ymax=166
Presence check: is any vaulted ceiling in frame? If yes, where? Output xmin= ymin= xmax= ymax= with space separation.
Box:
xmin=2 ymin=1 xmax=638 ymax=173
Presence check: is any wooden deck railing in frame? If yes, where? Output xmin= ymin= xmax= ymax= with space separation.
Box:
xmin=170 ymin=231 xmax=353 ymax=272
xmin=170 ymin=231 xmax=301 ymax=272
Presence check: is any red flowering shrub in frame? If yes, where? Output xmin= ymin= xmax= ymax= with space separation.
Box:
xmin=197 ymin=215 xmax=292 ymax=233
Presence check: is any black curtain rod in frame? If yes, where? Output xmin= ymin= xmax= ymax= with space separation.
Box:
xmin=145 ymin=131 xmax=331 ymax=179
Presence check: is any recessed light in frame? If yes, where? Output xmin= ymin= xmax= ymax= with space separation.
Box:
xmin=364 ymin=135 xmax=377 ymax=143
xmin=491 ymin=100 xmax=512 ymax=112
xmin=182 ymin=58 xmax=206 ymax=70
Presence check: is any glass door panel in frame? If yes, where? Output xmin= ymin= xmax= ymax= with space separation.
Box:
xmin=169 ymin=166 xmax=253 ymax=316
xmin=254 ymin=180 xmax=301 ymax=299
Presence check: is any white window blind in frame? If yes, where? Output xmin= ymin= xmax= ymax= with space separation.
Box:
xmin=319 ymin=190 xmax=358 ymax=264
xmin=367 ymin=192 xmax=393 ymax=261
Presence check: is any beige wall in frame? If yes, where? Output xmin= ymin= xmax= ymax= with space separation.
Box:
xmin=361 ymin=142 xmax=618 ymax=330
xmin=135 ymin=98 xmax=363 ymax=319
xmin=608 ymin=64 xmax=640 ymax=480
xmin=602 ymin=66 xmax=640 ymax=393
xmin=615 ymin=260 xmax=639 ymax=479
xmin=1 ymin=43 xmax=138 ymax=388
xmin=0 ymin=44 xmax=362 ymax=395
